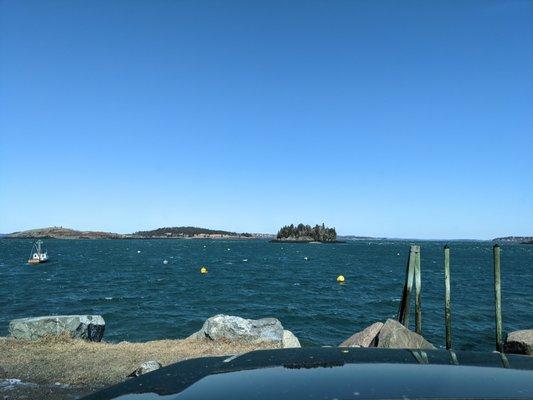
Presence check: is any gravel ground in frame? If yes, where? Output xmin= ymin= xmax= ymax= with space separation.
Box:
xmin=0 ymin=335 xmax=278 ymax=399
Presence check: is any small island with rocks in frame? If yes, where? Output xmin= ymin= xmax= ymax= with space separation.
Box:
xmin=270 ymin=223 xmax=343 ymax=243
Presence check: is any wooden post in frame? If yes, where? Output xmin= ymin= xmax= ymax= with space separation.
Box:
xmin=414 ymin=246 xmax=422 ymax=334
xmin=397 ymin=245 xmax=418 ymax=328
xmin=444 ymin=245 xmax=452 ymax=350
xmin=493 ymin=244 xmax=503 ymax=352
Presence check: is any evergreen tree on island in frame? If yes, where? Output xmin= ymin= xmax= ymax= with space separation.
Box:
xmin=276 ymin=223 xmax=337 ymax=242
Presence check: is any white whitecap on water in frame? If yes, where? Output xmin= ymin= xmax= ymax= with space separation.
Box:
xmin=137 ymin=250 xmax=141 ymax=253
xmin=242 ymin=259 xmax=248 ymax=262
xmin=105 ymin=297 xmax=113 ymax=300
xmin=163 ymin=260 xmax=169 ymax=265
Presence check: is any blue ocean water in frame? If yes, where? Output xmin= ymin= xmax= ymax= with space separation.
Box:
xmin=0 ymin=239 xmax=531 ymax=351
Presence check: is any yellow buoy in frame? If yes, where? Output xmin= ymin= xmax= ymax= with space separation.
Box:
xmin=200 ymin=266 xmax=208 ymax=274
xmin=336 ymin=275 xmax=345 ymax=283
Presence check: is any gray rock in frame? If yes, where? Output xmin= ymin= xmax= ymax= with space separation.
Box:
xmin=128 ymin=361 xmax=162 ymax=377
xmin=282 ymin=330 xmax=301 ymax=348
xmin=190 ymin=314 xmax=284 ymax=345
xmin=340 ymin=322 xmax=383 ymax=347
xmin=377 ymin=319 xmax=435 ymax=349
xmin=186 ymin=331 xmax=204 ymax=341
xmin=504 ymin=330 xmax=533 ymax=355
xmin=9 ymin=315 xmax=105 ymax=342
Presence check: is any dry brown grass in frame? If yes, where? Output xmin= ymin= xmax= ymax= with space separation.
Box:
xmin=0 ymin=335 xmax=279 ymax=387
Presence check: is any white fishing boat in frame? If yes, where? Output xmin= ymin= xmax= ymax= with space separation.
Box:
xmin=27 ymin=240 xmax=48 ymax=265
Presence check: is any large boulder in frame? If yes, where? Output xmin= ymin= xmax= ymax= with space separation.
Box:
xmin=340 ymin=322 xmax=383 ymax=347
xmin=504 ymin=330 xmax=533 ymax=355
xmin=9 ymin=315 xmax=105 ymax=342
xmin=282 ymin=330 xmax=301 ymax=348
xmin=189 ymin=315 xmax=285 ymax=345
xmin=377 ymin=319 xmax=435 ymax=349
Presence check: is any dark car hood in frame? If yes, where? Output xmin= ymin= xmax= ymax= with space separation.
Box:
xmin=83 ymin=347 xmax=533 ymax=399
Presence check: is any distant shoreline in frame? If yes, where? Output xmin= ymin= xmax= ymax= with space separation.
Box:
xmin=2 ymin=227 xmax=531 ymax=243
xmin=2 ymin=226 xmax=274 ymax=241
xmin=1 ymin=235 xmax=269 ymax=240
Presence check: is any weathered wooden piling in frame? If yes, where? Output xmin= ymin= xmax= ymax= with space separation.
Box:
xmin=493 ymin=244 xmax=503 ymax=352
xmin=397 ymin=245 xmax=419 ymax=328
xmin=444 ymin=245 xmax=452 ymax=350
xmin=414 ymin=247 xmax=422 ymax=334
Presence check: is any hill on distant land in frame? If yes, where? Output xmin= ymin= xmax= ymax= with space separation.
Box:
xmin=6 ymin=227 xmax=125 ymax=239
xmin=133 ymin=226 xmax=251 ymax=238
xmin=4 ymin=226 xmax=255 ymax=239
xmin=492 ymin=236 xmax=533 ymax=244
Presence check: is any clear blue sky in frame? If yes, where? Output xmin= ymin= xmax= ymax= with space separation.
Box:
xmin=1 ymin=0 xmax=532 ymax=239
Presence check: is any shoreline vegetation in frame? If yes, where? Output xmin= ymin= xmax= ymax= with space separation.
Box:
xmin=2 ymin=313 xmax=531 ymax=400
xmin=0 ymin=314 xmax=293 ymax=399
xmin=0 ymin=335 xmax=278 ymax=399
xmin=0 ymin=334 xmax=280 ymax=386
xmin=271 ymin=223 xmax=343 ymax=243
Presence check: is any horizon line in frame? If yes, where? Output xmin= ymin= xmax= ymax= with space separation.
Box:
xmin=1 ymin=225 xmax=529 ymax=242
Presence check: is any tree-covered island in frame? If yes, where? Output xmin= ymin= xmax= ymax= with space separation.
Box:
xmin=271 ymin=223 xmax=340 ymax=243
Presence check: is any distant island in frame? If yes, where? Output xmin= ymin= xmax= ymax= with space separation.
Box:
xmin=5 ymin=227 xmax=125 ymax=239
xmin=492 ymin=236 xmax=533 ymax=244
xmin=339 ymin=235 xmax=386 ymax=241
xmin=4 ymin=226 xmax=271 ymax=240
xmin=271 ymin=223 xmax=342 ymax=243
xmin=133 ymin=226 xmax=253 ymax=239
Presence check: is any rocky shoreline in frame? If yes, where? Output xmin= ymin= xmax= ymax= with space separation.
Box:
xmin=1 ymin=313 xmax=531 ymax=399
xmin=0 ymin=314 xmax=299 ymax=399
